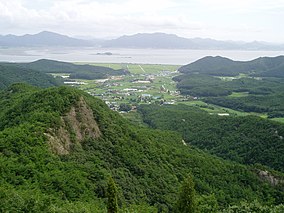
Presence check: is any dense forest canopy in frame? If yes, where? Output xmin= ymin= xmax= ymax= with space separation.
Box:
xmin=138 ymin=104 xmax=284 ymax=172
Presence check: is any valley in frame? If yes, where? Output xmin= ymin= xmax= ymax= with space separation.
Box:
xmin=57 ymin=61 xmax=282 ymax=122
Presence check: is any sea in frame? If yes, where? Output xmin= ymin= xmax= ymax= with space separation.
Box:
xmin=0 ymin=47 xmax=283 ymax=65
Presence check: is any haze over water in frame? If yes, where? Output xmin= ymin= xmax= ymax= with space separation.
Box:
xmin=0 ymin=47 xmax=283 ymax=65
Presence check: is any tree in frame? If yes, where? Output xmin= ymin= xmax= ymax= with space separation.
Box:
xmin=106 ymin=176 xmax=118 ymax=213
xmin=175 ymin=175 xmax=196 ymax=213
xmin=197 ymin=194 xmax=218 ymax=213
xmin=119 ymin=103 xmax=132 ymax=112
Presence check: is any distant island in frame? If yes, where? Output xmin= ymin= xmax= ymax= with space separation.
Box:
xmin=96 ymin=52 xmax=113 ymax=55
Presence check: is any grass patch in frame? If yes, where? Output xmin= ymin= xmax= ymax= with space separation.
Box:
xmin=229 ymin=92 xmax=249 ymax=98
xmin=271 ymin=117 xmax=284 ymax=123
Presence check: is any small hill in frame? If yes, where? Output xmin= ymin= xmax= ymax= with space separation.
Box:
xmin=11 ymin=59 xmax=130 ymax=80
xmin=1 ymin=85 xmax=283 ymax=212
xmin=178 ymin=55 xmax=284 ymax=77
xmin=0 ymin=64 xmax=61 ymax=89
xmin=0 ymin=31 xmax=92 ymax=47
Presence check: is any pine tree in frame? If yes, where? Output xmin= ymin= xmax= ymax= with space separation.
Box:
xmin=175 ymin=175 xmax=196 ymax=213
xmin=106 ymin=176 xmax=118 ymax=213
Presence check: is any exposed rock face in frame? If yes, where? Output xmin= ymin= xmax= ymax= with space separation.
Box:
xmin=45 ymin=97 xmax=101 ymax=155
xmin=258 ymin=170 xmax=283 ymax=186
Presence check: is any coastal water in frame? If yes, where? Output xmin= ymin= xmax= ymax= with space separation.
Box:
xmin=0 ymin=47 xmax=283 ymax=65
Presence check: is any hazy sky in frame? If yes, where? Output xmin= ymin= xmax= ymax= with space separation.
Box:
xmin=0 ymin=0 xmax=283 ymax=42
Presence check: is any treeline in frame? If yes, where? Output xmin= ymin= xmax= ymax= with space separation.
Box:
xmin=1 ymin=84 xmax=284 ymax=212
xmin=205 ymin=94 xmax=284 ymax=115
xmin=138 ymin=104 xmax=284 ymax=173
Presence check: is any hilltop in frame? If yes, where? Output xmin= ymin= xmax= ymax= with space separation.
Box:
xmin=178 ymin=55 xmax=284 ymax=77
xmin=2 ymin=59 xmax=130 ymax=80
xmin=0 ymin=64 xmax=61 ymax=89
xmin=1 ymin=84 xmax=283 ymax=212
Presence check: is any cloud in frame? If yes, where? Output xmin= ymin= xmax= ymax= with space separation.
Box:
xmin=0 ymin=0 xmax=283 ymax=42
xmin=0 ymin=0 xmax=199 ymax=38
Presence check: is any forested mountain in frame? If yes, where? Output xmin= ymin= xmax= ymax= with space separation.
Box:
xmin=0 ymin=64 xmax=61 ymax=89
xmin=178 ymin=55 xmax=284 ymax=77
xmin=1 ymin=84 xmax=283 ymax=212
xmin=5 ymin=59 xmax=130 ymax=80
xmin=138 ymin=104 xmax=284 ymax=172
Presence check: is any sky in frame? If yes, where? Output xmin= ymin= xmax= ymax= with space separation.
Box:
xmin=0 ymin=0 xmax=283 ymax=42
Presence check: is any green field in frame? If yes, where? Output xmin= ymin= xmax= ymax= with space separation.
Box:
xmin=228 ymin=92 xmax=249 ymax=97
xmin=271 ymin=117 xmax=284 ymax=123
xmin=178 ymin=100 xmax=264 ymax=116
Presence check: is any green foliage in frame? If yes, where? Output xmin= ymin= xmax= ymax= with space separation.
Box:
xmin=174 ymin=73 xmax=284 ymax=98
xmin=138 ymin=104 xmax=284 ymax=173
xmin=175 ymin=175 xmax=196 ymax=213
xmin=197 ymin=194 xmax=219 ymax=213
xmin=107 ymin=177 xmax=119 ymax=213
xmin=119 ymin=103 xmax=132 ymax=112
xmin=205 ymin=93 xmax=284 ymax=114
xmin=0 ymin=64 xmax=61 ymax=90
xmin=219 ymin=200 xmax=284 ymax=213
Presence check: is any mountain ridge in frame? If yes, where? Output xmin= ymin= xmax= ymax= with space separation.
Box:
xmin=102 ymin=32 xmax=284 ymax=50
xmin=1 ymin=31 xmax=284 ymax=50
xmin=0 ymin=31 xmax=92 ymax=47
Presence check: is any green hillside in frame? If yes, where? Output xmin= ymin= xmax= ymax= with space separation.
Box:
xmin=178 ymin=55 xmax=284 ymax=77
xmin=1 ymin=84 xmax=283 ymax=212
xmin=138 ymin=104 xmax=284 ymax=172
xmin=10 ymin=59 xmax=130 ymax=80
xmin=0 ymin=64 xmax=61 ymax=89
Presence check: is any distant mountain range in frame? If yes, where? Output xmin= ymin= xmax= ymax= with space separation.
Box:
xmin=0 ymin=31 xmax=92 ymax=47
xmin=1 ymin=31 xmax=284 ymax=50
xmin=102 ymin=33 xmax=284 ymax=50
